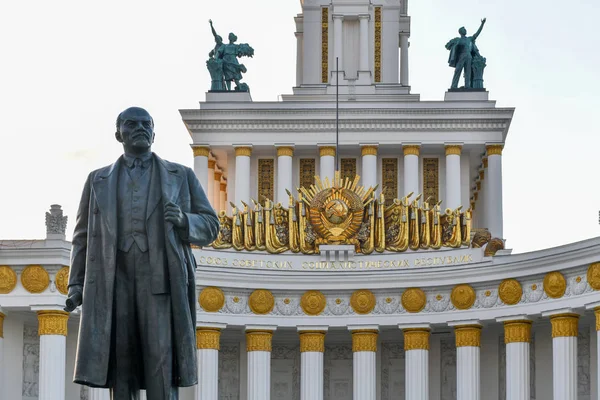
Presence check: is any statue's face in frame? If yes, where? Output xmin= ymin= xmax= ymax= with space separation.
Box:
xmin=116 ymin=107 xmax=155 ymax=154
xmin=459 ymin=27 xmax=467 ymax=36
xmin=229 ymin=33 xmax=237 ymax=42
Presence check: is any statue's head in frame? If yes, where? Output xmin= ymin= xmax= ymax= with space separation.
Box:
xmin=458 ymin=27 xmax=467 ymax=36
xmin=115 ymin=107 xmax=155 ymax=154
xmin=228 ymin=32 xmax=237 ymax=43
xmin=215 ymin=35 xmax=223 ymax=45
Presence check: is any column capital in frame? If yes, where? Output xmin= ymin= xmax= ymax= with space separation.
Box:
xmin=503 ymin=320 xmax=532 ymax=344
xmin=319 ymin=146 xmax=336 ymax=157
xmin=0 ymin=311 xmax=4 ymax=338
xmin=208 ymin=159 xmax=216 ymax=169
xmin=37 ymin=310 xmax=69 ymax=336
xmin=214 ymin=170 xmax=222 ymax=180
xmin=276 ymin=146 xmax=294 ymax=157
xmin=246 ymin=330 xmax=274 ymax=352
xmin=299 ymin=330 xmax=326 ymax=353
xmin=220 ymin=182 xmax=227 ymax=191
xmin=192 ymin=146 xmax=210 ymax=158
xmin=445 ymin=144 xmax=463 ymax=156
xmin=482 ymin=157 xmax=488 ymax=168
xmin=548 ymin=313 xmax=580 ymax=338
xmin=402 ymin=144 xmax=421 ymax=156
xmin=196 ymin=327 xmax=222 ymax=350
xmin=402 ymin=328 xmax=430 ymax=351
xmin=478 ymin=169 xmax=484 ymax=180
xmin=358 ymin=14 xmax=370 ymax=20
xmin=234 ymin=146 xmax=252 ymax=157
xmin=349 ymin=326 xmax=379 ymax=352
xmin=332 ymin=14 xmax=344 ymax=20
xmin=485 ymin=144 xmax=504 ymax=156
xmin=361 ymin=145 xmax=378 ymax=156
xmin=453 ymin=324 xmax=482 ymax=348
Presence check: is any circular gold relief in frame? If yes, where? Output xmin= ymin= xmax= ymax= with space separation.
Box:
xmin=544 ymin=271 xmax=566 ymax=299
xmin=249 ymin=289 xmax=275 ymax=314
xmin=199 ymin=287 xmax=225 ymax=312
xmin=0 ymin=266 xmax=17 ymax=294
xmin=301 ymin=290 xmax=327 ymax=316
xmin=401 ymin=288 xmax=427 ymax=313
xmin=498 ymin=279 xmax=523 ymax=305
xmin=55 ymin=266 xmax=70 ymax=295
xmin=587 ymin=263 xmax=600 ymax=290
xmin=350 ymin=289 xmax=376 ymax=314
xmin=451 ymin=284 xmax=476 ymax=310
xmin=21 ymin=265 xmax=50 ymax=294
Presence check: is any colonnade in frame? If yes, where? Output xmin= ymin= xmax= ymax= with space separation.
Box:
xmin=191 ymin=143 xmax=504 ymax=238
xmin=0 ymin=307 xmax=597 ymax=399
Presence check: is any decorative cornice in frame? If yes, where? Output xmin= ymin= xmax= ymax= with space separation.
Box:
xmin=403 ymin=145 xmax=420 ymax=156
xmin=454 ymin=324 xmax=482 ymax=347
xmin=550 ymin=313 xmax=579 ymax=338
xmin=445 ymin=145 xmax=462 ymax=156
xmin=299 ymin=331 xmax=326 ymax=352
xmin=192 ymin=146 xmax=210 ymax=157
xmin=361 ymin=146 xmax=378 ymax=156
xmin=246 ymin=330 xmax=273 ymax=352
xmin=504 ymin=320 xmax=531 ymax=344
xmin=319 ymin=146 xmax=336 ymax=157
xmin=403 ymin=328 xmax=430 ymax=350
xmin=351 ymin=330 xmax=378 ymax=352
xmin=235 ymin=147 xmax=252 ymax=157
xmin=486 ymin=144 xmax=504 ymax=156
xmin=37 ymin=310 xmax=69 ymax=336
xmin=196 ymin=328 xmax=221 ymax=350
xmin=208 ymin=160 xmax=216 ymax=169
xmin=277 ymin=146 xmax=294 ymax=157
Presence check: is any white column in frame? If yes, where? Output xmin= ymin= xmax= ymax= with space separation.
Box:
xmin=235 ymin=146 xmax=252 ymax=208
xmin=319 ymin=146 xmax=336 ymax=185
xmin=220 ymin=181 xmax=227 ymax=212
xmin=89 ymin=388 xmax=110 ymax=400
xmin=403 ymin=145 xmax=420 ymax=197
xmin=359 ymin=15 xmax=370 ymax=72
xmin=0 ymin=309 xmax=4 ymax=395
xmin=36 ymin=308 xmax=69 ymax=400
xmin=361 ymin=145 xmax=378 ymax=190
xmin=196 ymin=325 xmax=226 ymax=400
xmin=595 ymin=307 xmax=600 ymax=400
xmin=401 ymin=326 xmax=430 ymax=400
xmin=207 ymin=159 xmax=216 ymax=209
xmin=400 ymin=34 xmax=409 ymax=86
xmin=485 ymin=144 xmax=504 ymax=239
xmin=192 ymin=146 xmax=210 ymax=192
xmin=349 ymin=327 xmax=378 ymax=400
xmin=546 ymin=313 xmax=579 ymax=400
xmin=499 ymin=318 xmax=532 ymax=400
xmin=452 ymin=324 xmax=481 ymax=400
xmin=445 ymin=144 xmax=462 ymax=210
xmin=479 ymin=160 xmax=487 ymax=229
xmin=298 ymin=327 xmax=327 ymax=400
xmin=214 ymin=171 xmax=222 ymax=211
xmin=333 ymin=15 xmax=343 ymax=81
xmin=295 ymin=31 xmax=304 ymax=86
xmin=276 ymin=146 xmax=294 ymax=205
xmin=246 ymin=326 xmax=276 ymax=400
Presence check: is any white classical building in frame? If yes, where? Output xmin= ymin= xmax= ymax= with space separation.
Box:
xmin=1 ymin=1 xmax=600 ymax=400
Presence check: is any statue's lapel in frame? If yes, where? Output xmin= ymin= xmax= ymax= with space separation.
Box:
xmin=146 ymin=156 xmax=162 ymax=220
xmin=91 ymin=159 xmax=120 ymax=235
xmin=156 ymin=154 xmax=184 ymax=230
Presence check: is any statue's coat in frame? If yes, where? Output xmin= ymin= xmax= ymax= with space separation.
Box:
xmin=68 ymin=154 xmax=219 ymax=388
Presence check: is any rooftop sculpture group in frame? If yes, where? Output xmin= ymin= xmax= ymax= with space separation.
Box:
xmin=446 ymin=18 xmax=487 ymax=90
xmin=207 ymin=20 xmax=254 ymax=92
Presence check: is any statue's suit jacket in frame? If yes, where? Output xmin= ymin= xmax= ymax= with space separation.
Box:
xmin=68 ymin=153 xmax=219 ymax=388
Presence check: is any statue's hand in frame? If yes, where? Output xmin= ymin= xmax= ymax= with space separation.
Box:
xmin=209 ymin=19 xmax=213 ymax=25
xmin=165 ymin=201 xmax=187 ymax=229
xmin=481 ymin=18 xmax=486 ymax=24
xmin=64 ymin=285 xmax=83 ymax=312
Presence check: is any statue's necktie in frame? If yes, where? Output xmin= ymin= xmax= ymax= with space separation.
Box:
xmin=131 ymin=158 xmax=143 ymax=181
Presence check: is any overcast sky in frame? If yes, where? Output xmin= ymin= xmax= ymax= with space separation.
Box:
xmin=1 ymin=0 xmax=599 ymax=254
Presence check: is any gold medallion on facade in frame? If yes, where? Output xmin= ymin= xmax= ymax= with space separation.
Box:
xmin=249 ymin=289 xmax=275 ymax=314
xmin=21 ymin=265 xmax=50 ymax=294
xmin=587 ymin=262 xmax=600 ymax=290
xmin=0 ymin=266 xmax=17 ymax=294
xmin=543 ymin=271 xmax=566 ymax=298
xmin=350 ymin=289 xmax=376 ymax=314
xmin=401 ymin=288 xmax=427 ymax=313
xmin=498 ymin=279 xmax=522 ymax=305
xmin=451 ymin=284 xmax=476 ymax=310
xmin=199 ymin=287 xmax=225 ymax=312
xmin=55 ymin=266 xmax=70 ymax=295
xmin=301 ymin=290 xmax=326 ymax=316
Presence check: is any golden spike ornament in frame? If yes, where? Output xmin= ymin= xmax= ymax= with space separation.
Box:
xmin=210 ymin=175 xmax=473 ymax=255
